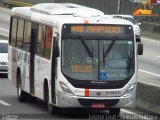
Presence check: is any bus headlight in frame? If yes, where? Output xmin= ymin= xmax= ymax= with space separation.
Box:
xmin=59 ymin=81 xmax=75 ymax=96
xmin=122 ymin=84 xmax=135 ymax=97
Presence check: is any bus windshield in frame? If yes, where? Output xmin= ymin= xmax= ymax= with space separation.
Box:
xmin=62 ymin=38 xmax=134 ymax=81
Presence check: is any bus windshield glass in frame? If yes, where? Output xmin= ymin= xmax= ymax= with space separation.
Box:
xmin=62 ymin=24 xmax=134 ymax=81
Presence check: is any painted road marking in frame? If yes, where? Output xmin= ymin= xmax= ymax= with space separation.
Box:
xmin=0 ymin=99 xmax=10 ymax=106
xmin=121 ymin=109 xmax=135 ymax=114
xmin=0 ymin=27 xmax=9 ymax=32
xmin=0 ymin=32 xmax=8 ymax=37
xmin=0 ymin=27 xmax=9 ymax=37
xmin=138 ymin=69 xmax=160 ymax=77
xmin=142 ymin=37 xmax=160 ymax=44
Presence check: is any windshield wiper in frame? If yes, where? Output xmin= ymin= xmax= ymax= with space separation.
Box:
xmin=128 ymin=50 xmax=133 ymax=72
xmin=103 ymin=37 xmax=117 ymax=59
xmin=80 ymin=38 xmax=93 ymax=57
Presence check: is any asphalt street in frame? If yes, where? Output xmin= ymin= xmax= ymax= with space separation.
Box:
xmin=0 ymin=76 xmax=159 ymax=120
xmin=0 ymin=7 xmax=10 ymax=37
xmin=138 ymin=37 xmax=160 ymax=86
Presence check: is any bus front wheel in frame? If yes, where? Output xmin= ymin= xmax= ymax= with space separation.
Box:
xmin=44 ymin=83 xmax=58 ymax=114
xmin=48 ymin=104 xmax=58 ymax=114
xmin=17 ymin=73 xmax=28 ymax=102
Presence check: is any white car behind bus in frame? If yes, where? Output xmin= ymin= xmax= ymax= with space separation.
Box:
xmin=0 ymin=40 xmax=8 ymax=74
xmin=111 ymin=14 xmax=141 ymax=41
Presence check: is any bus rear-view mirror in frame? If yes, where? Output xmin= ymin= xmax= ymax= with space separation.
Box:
xmin=136 ymin=37 xmax=141 ymax=42
xmin=138 ymin=43 xmax=143 ymax=55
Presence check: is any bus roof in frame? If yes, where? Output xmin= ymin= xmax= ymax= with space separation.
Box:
xmin=11 ymin=3 xmax=133 ymax=27
xmin=31 ymin=3 xmax=104 ymax=16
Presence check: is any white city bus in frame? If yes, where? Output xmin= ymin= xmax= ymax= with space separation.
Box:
xmin=8 ymin=3 xmax=143 ymax=115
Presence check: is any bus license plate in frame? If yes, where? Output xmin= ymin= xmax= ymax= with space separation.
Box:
xmin=91 ymin=103 xmax=105 ymax=108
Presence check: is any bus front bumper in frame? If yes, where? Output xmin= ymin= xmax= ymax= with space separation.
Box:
xmin=56 ymin=90 xmax=136 ymax=108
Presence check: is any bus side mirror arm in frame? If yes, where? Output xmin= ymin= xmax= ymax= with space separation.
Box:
xmin=53 ymin=36 xmax=60 ymax=58
xmin=54 ymin=44 xmax=59 ymax=57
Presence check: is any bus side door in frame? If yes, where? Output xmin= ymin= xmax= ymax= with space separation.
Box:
xmin=30 ymin=22 xmax=38 ymax=94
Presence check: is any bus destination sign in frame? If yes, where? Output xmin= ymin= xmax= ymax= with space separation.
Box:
xmin=71 ymin=25 xmax=125 ymax=34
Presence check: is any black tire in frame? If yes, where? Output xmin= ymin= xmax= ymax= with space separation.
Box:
xmin=109 ymin=108 xmax=120 ymax=115
xmin=48 ymin=103 xmax=58 ymax=114
xmin=17 ymin=73 xmax=28 ymax=102
xmin=27 ymin=95 xmax=37 ymax=103
xmin=44 ymin=82 xmax=58 ymax=114
xmin=44 ymin=82 xmax=49 ymax=103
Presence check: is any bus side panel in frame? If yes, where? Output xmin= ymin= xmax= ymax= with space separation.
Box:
xmin=34 ymin=56 xmax=51 ymax=100
xmin=9 ymin=47 xmax=30 ymax=93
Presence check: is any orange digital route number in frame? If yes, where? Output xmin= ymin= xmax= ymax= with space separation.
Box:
xmin=71 ymin=65 xmax=93 ymax=73
xmin=71 ymin=26 xmax=121 ymax=34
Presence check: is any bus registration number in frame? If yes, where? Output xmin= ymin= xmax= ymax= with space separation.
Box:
xmin=91 ymin=103 xmax=105 ymax=108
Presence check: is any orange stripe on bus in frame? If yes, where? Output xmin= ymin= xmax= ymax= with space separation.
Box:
xmin=85 ymin=88 xmax=89 ymax=96
xmin=84 ymin=19 xmax=89 ymax=24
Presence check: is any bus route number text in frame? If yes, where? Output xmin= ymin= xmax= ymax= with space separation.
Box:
xmin=71 ymin=26 xmax=122 ymax=34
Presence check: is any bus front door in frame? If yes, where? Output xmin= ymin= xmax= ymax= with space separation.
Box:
xmin=30 ymin=22 xmax=38 ymax=95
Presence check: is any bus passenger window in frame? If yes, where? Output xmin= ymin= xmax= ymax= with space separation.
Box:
xmin=11 ymin=18 xmax=17 ymax=47
xmin=36 ymin=25 xmax=46 ymax=56
xmin=44 ymin=26 xmax=53 ymax=59
xmin=23 ymin=21 xmax=31 ymax=51
xmin=17 ymin=19 xmax=24 ymax=48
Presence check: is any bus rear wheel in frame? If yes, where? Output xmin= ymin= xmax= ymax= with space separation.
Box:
xmin=109 ymin=108 xmax=120 ymax=115
xmin=17 ymin=73 xmax=28 ymax=102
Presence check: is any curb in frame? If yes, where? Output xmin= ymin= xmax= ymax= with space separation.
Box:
xmin=141 ymin=23 xmax=160 ymax=40
xmin=136 ymin=82 xmax=160 ymax=114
